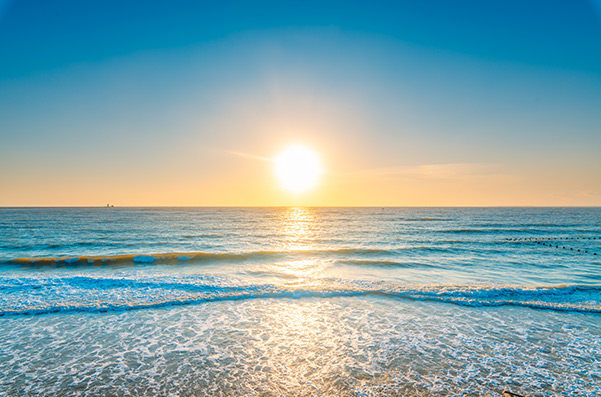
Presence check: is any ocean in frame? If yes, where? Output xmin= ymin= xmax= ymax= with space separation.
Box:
xmin=0 ymin=207 xmax=599 ymax=396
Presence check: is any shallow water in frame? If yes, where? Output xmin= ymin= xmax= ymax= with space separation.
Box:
xmin=0 ymin=207 xmax=600 ymax=395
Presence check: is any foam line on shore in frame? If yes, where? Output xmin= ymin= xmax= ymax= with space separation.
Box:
xmin=1 ymin=279 xmax=599 ymax=317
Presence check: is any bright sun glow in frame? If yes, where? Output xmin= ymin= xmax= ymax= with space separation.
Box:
xmin=275 ymin=145 xmax=321 ymax=193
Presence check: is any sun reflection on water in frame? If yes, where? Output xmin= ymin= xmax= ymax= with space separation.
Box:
xmin=273 ymin=207 xmax=327 ymax=284
xmin=281 ymin=207 xmax=316 ymax=251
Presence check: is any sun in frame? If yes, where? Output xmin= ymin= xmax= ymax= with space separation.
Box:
xmin=275 ymin=145 xmax=321 ymax=193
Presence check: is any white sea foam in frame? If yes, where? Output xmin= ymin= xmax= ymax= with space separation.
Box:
xmin=0 ymin=296 xmax=599 ymax=396
xmin=0 ymin=273 xmax=599 ymax=316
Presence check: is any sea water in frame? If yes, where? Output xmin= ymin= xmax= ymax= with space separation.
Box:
xmin=0 ymin=207 xmax=599 ymax=396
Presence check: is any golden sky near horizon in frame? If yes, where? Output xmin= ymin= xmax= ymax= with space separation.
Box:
xmin=2 ymin=137 xmax=599 ymax=207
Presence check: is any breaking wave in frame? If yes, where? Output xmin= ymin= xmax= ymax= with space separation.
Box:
xmin=0 ymin=247 xmax=457 ymax=267
xmin=1 ymin=275 xmax=599 ymax=316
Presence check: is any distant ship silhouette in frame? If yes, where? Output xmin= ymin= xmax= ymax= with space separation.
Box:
xmin=106 ymin=204 xmax=114 ymax=208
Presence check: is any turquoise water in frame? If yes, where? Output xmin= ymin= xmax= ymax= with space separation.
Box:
xmin=0 ymin=207 xmax=600 ymax=395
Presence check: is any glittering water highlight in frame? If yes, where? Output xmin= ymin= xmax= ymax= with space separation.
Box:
xmin=0 ymin=207 xmax=600 ymax=395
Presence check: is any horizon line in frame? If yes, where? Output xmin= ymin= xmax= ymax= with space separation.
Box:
xmin=1 ymin=205 xmax=600 ymax=209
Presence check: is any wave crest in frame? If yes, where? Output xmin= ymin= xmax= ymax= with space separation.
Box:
xmin=0 ymin=247 xmax=450 ymax=267
xmin=1 ymin=277 xmax=599 ymax=317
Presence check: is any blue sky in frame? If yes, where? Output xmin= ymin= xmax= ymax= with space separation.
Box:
xmin=1 ymin=0 xmax=600 ymax=205
xmin=1 ymin=0 xmax=600 ymax=76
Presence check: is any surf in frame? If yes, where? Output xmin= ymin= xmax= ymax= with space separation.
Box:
xmin=2 ymin=276 xmax=599 ymax=317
